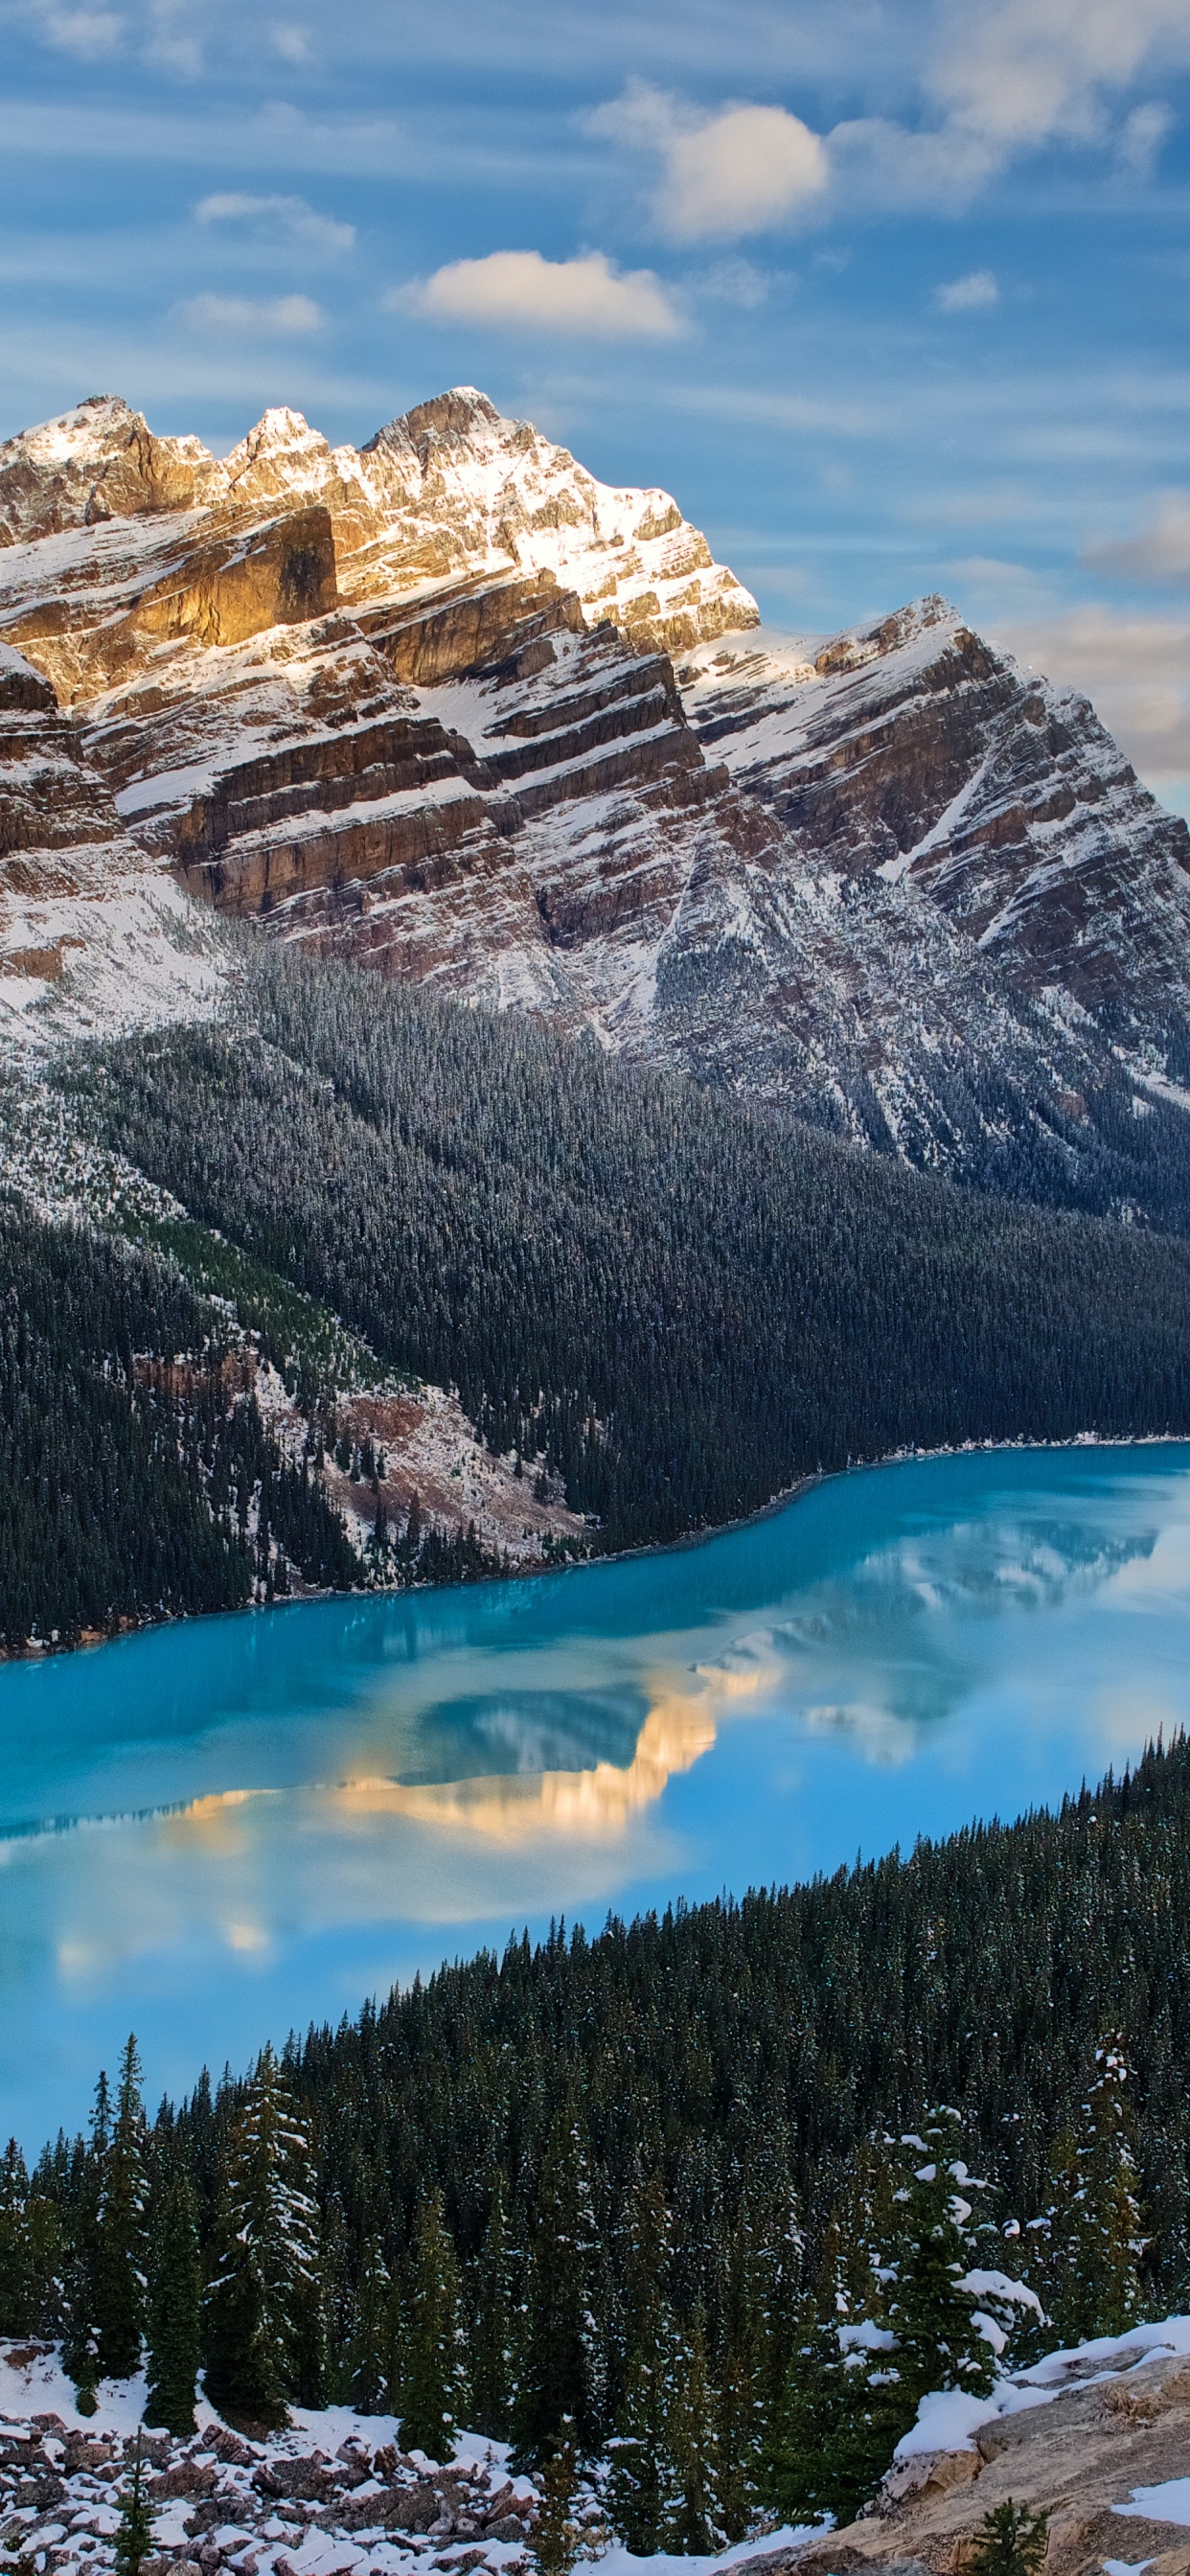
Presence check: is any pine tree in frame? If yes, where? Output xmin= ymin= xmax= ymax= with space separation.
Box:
xmin=714 ymin=2218 xmax=765 ymax=2542
xmin=114 ymin=2436 xmax=155 ymax=2576
xmin=470 ymin=2172 xmax=514 ymax=2440
xmin=97 ymin=2036 xmax=149 ymax=2381
xmin=764 ymin=2220 xmax=902 ymax=2531
xmin=512 ymin=2109 xmax=600 ymax=2466
xmin=606 ymin=2173 xmax=675 ymax=2554
xmin=0 ymin=2142 xmax=33 ymax=2334
xmin=145 ymin=2168 xmax=201 ymax=2436
xmin=883 ymin=2118 xmax=1000 ymax=2413
xmin=345 ymin=2241 xmax=396 ymax=2416
xmin=531 ymin=2430 xmax=581 ymax=2576
xmin=399 ymin=2191 xmax=469 ymax=2460
xmin=61 ymin=2248 xmax=102 ymax=2416
xmin=1035 ymin=2041 xmax=1146 ymax=2344
xmin=203 ymin=2044 xmax=319 ymax=2430
xmin=969 ymin=2500 xmax=1049 ymax=2576
xmin=664 ymin=2312 xmax=721 ymax=2554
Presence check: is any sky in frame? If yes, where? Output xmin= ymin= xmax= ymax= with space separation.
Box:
xmin=0 ymin=0 xmax=1188 ymax=813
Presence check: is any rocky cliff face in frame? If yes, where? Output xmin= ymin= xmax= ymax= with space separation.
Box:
xmin=735 ymin=2322 xmax=1190 ymax=2576
xmin=2 ymin=386 xmax=1188 ymax=1211
xmin=0 ymin=638 xmax=223 ymax=1041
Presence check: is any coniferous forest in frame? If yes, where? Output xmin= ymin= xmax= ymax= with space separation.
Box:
xmin=1 ymin=1734 xmax=1185 ymax=2532
xmin=4 ymin=943 xmax=1190 ymax=1642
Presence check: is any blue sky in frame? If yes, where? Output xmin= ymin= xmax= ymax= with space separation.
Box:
xmin=1 ymin=0 xmax=1188 ymax=809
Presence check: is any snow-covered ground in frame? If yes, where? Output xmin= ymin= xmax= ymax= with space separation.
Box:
xmin=11 ymin=2319 xmax=1190 ymax=2576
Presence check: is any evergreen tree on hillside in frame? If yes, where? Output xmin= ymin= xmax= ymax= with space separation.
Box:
xmin=714 ymin=2220 xmax=765 ymax=2542
xmin=470 ymin=2171 xmax=515 ymax=2440
xmin=512 ymin=2109 xmax=601 ymax=2465
xmin=345 ymin=2240 xmax=397 ymax=2416
xmin=145 ymin=2166 xmax=201 ymax=2435
xmin=203 ymin=2044 xmax=318 ymax=2429
xmin=882 ymin=2118 xmax=1000 ymax=2411
xmin=0 ymin=2143 xmax=34 ymax=2335
xmin=96 ymin=2036 xmax=149 ymax=2381
xmin=1034 ymin=2040 xmax=1146 ymax=2344
xmin=606 ymin=2172 xmax=675 ymax=2554
xmin=664 ymin=2312 xmax=721 ymax=2553
xmin=399 ymin=2191 xmax=469 ymax=2459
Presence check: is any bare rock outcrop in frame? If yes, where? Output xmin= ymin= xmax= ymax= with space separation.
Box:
xmin=735 ymin=2343 xmax=1190 ymax=2576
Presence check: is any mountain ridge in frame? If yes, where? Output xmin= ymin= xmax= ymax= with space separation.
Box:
xmin=1 ymin=386 xmax=1189 ymax=1227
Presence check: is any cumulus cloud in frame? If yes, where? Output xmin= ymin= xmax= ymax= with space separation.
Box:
xmin=935 ymin=269 xmax=1000 ymax=312
xmin=591 ymin=84 xmax=827 ymax=240
xmin=998 ymin=603 xmax=1190 ymax=792
xmin=1086 ymin=493 xmax=1190 ymax=582
xmin=927 ymin=0 xmax=1190 ymax=151
xmin=179 ymin=291 xmax=324 ymax=333
xmin=35 ymin=5 xmax=122 ymax=53
xmin=391 ymin=248 xmax=684 ymax=339
xmin=271 ymin=20 xmax=310 ymax=62
xmin=195 ymin=192 xmax=355 ymax=255
xmin=1117 ymin=100 xmax=1175 ymax=174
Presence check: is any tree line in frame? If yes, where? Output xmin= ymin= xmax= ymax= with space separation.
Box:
xmin=62 ymin=950 xmax=1190 ymax=1553
xmin=2 ymin=1734 xmax=1183 ymax=2538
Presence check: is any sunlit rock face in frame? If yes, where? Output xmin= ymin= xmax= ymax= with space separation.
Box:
xmin=2 ymin=387 xmax=1190 ymax=1194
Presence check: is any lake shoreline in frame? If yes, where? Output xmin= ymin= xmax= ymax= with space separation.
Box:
xmin=5 ymin=1426 xmax=1189 ymax=1667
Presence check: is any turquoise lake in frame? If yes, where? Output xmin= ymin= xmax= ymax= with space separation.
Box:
xmin=4 ymin=1442 xmax=1190 ymax=2150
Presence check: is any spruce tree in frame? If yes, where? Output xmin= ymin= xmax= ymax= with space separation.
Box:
xmin=714 ymin=2219 xmax=764 ymax=2542
xmin=1036 ymin=2041 xmax=1145 ymax=2344
xmin=345 ymin=2242 xmax=396 ymax=2416
xmin=145 ymin=2168 xmax=201 ymax=2436
xmin=0 ymin=2142 xmax=33 ymax=2334
xmin=470 ymin=2172 xmax=514 ymax=2440
xmin=969 ymin=2500 xmax=1049 ymax=2576
xmin=399 ymin=2191 xmax=469 ymax=2460
xmin=883 ymin=2119 xmax=1000 ymax=2413
xmin=664 ymin=2312 xmax=721 ymax=2554
xmin=203 ymin=2044 xmax=319 ymax=2430
xmin=606 ymin=2173 xmax=675 ymax=2555
xmin=531 ymin=2430 xmax=581 ymax=2576
xmin=512 ymin=2109 xmax=600 ymax=2465
xmin=97 ymin=2037 xmax=149 ymax=2382
xmin=114 ymin=2437 xmax=155 ymax=2576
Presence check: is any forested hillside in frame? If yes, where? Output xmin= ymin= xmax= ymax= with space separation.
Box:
xmin=4 ymin=1735 xmax=1186 ymax=2531
xmin=0 ymin=1194 xmax=362 ymax=1648
xmin=69 ymin=951 xmax=1190 ymax=1549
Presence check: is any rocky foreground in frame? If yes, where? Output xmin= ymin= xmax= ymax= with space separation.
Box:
xmin=0 ymin=2347 xmax=559 ymax=2576
xmin=744 ymin=2318 xmax=1190 ymax=2576
xmin=10 ymin=2321 xmax=1190 ymax=2576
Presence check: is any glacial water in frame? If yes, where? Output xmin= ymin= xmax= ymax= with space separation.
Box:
xmin=3 ymin=1443 xmax=1190 ymax=2149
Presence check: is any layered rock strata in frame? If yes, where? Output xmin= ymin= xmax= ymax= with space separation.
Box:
xmin=2 ymin=388 xmax=1189 ymax=1187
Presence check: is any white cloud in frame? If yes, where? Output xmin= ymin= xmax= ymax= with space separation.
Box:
xmin=179 ymin=291 xmax=324 ymax=334
xmin=1086 ymin=493 xmax=1190 ymax=582
xmin=935 ymin=269 xmax=1000 ymax=312
xmin=271 ymin=21 xmax=310 ymax=62
xmin=392 ymin=249 xmax=684 ymax=339
xmin=591 ymin=84 xmax=828 ymax=240
xmin=996 ymin=602 xmax=1190 ymax=790
xmin=927 ymin=0 xmax=1190 ymax=154
xmin=1118 ymin=100 xmax=1175 ymax=174
xmin=659 ymin=103 xmax=828 ymax=240
xmin=35 ymin=5 xmax=122 ymax=52
xmin=195 ymin=192 xmax=355 ymax=255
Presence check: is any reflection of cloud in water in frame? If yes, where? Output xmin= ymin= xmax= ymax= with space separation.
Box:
xmin=1101 ymin=1522 xmax=1190 ymax=1604
xmin=333 ymin=1690 xmax=717 ymax=1844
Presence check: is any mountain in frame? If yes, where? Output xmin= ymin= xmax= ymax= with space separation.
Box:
xmin=2 ymin=388 xmax=1189 ymax=1220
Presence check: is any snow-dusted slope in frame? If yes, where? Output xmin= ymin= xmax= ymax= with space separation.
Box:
xmin=2 ymin=389 xmax=1190 ymax=1201
xmin=0 ymin=639 xmax=225 ymax=1046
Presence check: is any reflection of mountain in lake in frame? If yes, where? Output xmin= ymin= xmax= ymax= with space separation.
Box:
xmin=390 ymin=1689 xmax=647 ymax=1786
xmin=335 ymin=1694 xmax=718 ymax=1845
